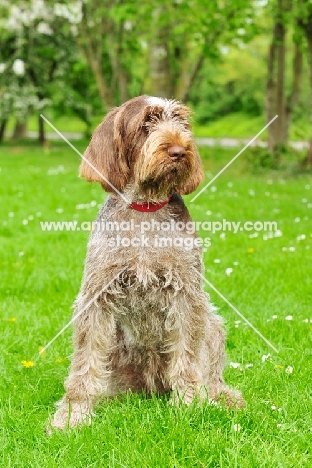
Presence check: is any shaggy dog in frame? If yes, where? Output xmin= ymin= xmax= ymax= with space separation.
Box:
xmin=50 ymin=95 xmax=244 ymax=430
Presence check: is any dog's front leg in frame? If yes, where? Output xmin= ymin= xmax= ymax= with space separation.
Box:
xmin=50 ymin=302 xmax=115 ymax=431
xmin=164 ymin=297 xmax=205 ymax=405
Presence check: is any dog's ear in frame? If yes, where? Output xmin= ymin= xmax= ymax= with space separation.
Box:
xmin=79 ymin=107 xmax=130 ymax=192
xmin=177 ymin=147 xmax=205 ymax=195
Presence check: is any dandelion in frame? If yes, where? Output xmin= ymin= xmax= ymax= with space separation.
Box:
xmin=233 ymin=424 xmax=241 ymax=432
xmin=247 ymin=247 xmax=254 ymax=253
xmin=276 ymin=365 xmax=284 ymax=369
xmin=21 ymin=360 xmax=35 ymax=368
xmin=8 ymin=317 xmax=16 ymax=322
xmin=285 ymin=366 xmax=293 ymax=374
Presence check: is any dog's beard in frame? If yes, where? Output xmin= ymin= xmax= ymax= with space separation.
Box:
xmin=133 ymin=128 xmax=196 ymax=201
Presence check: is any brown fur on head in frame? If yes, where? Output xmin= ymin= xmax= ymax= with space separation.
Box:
xmin=79 ymin=95 xmax=204 ymax=199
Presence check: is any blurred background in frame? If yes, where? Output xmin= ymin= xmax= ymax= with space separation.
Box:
xmin=0 ymin=0 xmax=312 ymax=168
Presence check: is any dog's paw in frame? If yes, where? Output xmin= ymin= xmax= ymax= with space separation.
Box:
xmin=47 ymin=401 xmax=92 ymax=433
xmin=211 ymin=387 xmax=245 ymax=409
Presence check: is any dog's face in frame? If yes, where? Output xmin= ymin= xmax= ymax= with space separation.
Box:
xmin=80 ymin=95 xmax=204 ymax=199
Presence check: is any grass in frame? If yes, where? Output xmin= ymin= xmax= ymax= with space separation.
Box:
xmin=0 ymin=141 xmax=311 ymax=467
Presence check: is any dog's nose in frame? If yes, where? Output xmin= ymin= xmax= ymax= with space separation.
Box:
xmin=167 ymin=146 xmax=186 ymax=160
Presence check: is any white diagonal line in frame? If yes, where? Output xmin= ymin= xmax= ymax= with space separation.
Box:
xmin=191 ymin=115 xmax=278 ymax=202
xmin=192 ymin=267 xmax=279 ymax=353
xmin=39 ymin=266 xmax=128 ymax=355
xmin=40 ymin=114 xmax=129 ymax=204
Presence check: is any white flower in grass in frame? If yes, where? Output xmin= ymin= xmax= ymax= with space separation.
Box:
xmin=206 ymin=210 xmax=212 ymax=215
xmin=271 ymin=405 xmax=277 ymax=410
xmin=210 ymin=186 xmax=217 ymax=192
xmin=0 ymin=63 xmax=6 ymax=73
xmin=245 ymin=363 xmax=253 ymax=368
xmin=285 ymin=366 xmax=293 ymax=374
xmin=272 ymin=315 xmax=278 ymax=319
xmin=296 ymin=234 xmax=306 ymax=241
xmin=262 ymin=353 xmax=271 ymax=362
xmin=8 ymin=212 xmax=14 ymax=217
xmin=213 ymin=259 xmax=220 ymax=263
xmin=285 ymin=315 xmax=293 ymax=321
xmin=274 ymin=230 xmax=282 ymax=237
xmin=233 ymin=424 xmax=241 ymax=432
xmin=289 ymin=246 xmax=296 ymax=252
xmin=294 ymin=217 xmax=300 ymax=223
xmin=229 ymin=362 xmax=241 ymax=368
xmin=225 ymin=268 xmax=233 ymax=276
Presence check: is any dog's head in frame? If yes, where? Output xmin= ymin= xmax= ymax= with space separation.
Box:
xmin=80 ymin=95 xmax=204 ymax=199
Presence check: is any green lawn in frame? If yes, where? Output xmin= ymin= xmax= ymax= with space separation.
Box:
xmin=0 ymin=141 xmax=311 ymax=467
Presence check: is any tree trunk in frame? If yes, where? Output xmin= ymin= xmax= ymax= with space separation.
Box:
xmin=305 ymin=33 xmax=312 ymax=165
xmin=149 ymin=7 xmax=173 ymax=98
xmin=12 ymin=120 xmax=27 ymax=139
xmin=266 ymin=23 xmax=278 ymax=153
xmin=275 ymin=0 xmax=286 ymax=149
xmin=0 ymin=120 xmax=7 ymax=142
xmin=285 ymin=40 xmax=303 ymax=140
xmin=38 ymin=114 xmax=45 ymax=145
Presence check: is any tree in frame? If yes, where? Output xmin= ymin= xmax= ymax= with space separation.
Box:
xmin=266 ymin=0 xmax=304 ymax=162
xmin=298 ymin=0 xmax=312 ymax=165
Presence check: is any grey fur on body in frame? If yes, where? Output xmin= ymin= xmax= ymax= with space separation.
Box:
xmin=50 ymin=96 xmax=244 ymax=431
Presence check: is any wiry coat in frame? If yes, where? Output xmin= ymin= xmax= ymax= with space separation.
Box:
xmin=51 ymin=96 xmax=243 ymax=430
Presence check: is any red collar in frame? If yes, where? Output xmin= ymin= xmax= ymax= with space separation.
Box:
xmin=129 ymin=197 xmax=171 ymax=212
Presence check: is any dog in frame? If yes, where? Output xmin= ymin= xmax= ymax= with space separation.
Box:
xmin=50 ymin=95 xmax=244 ymax=430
